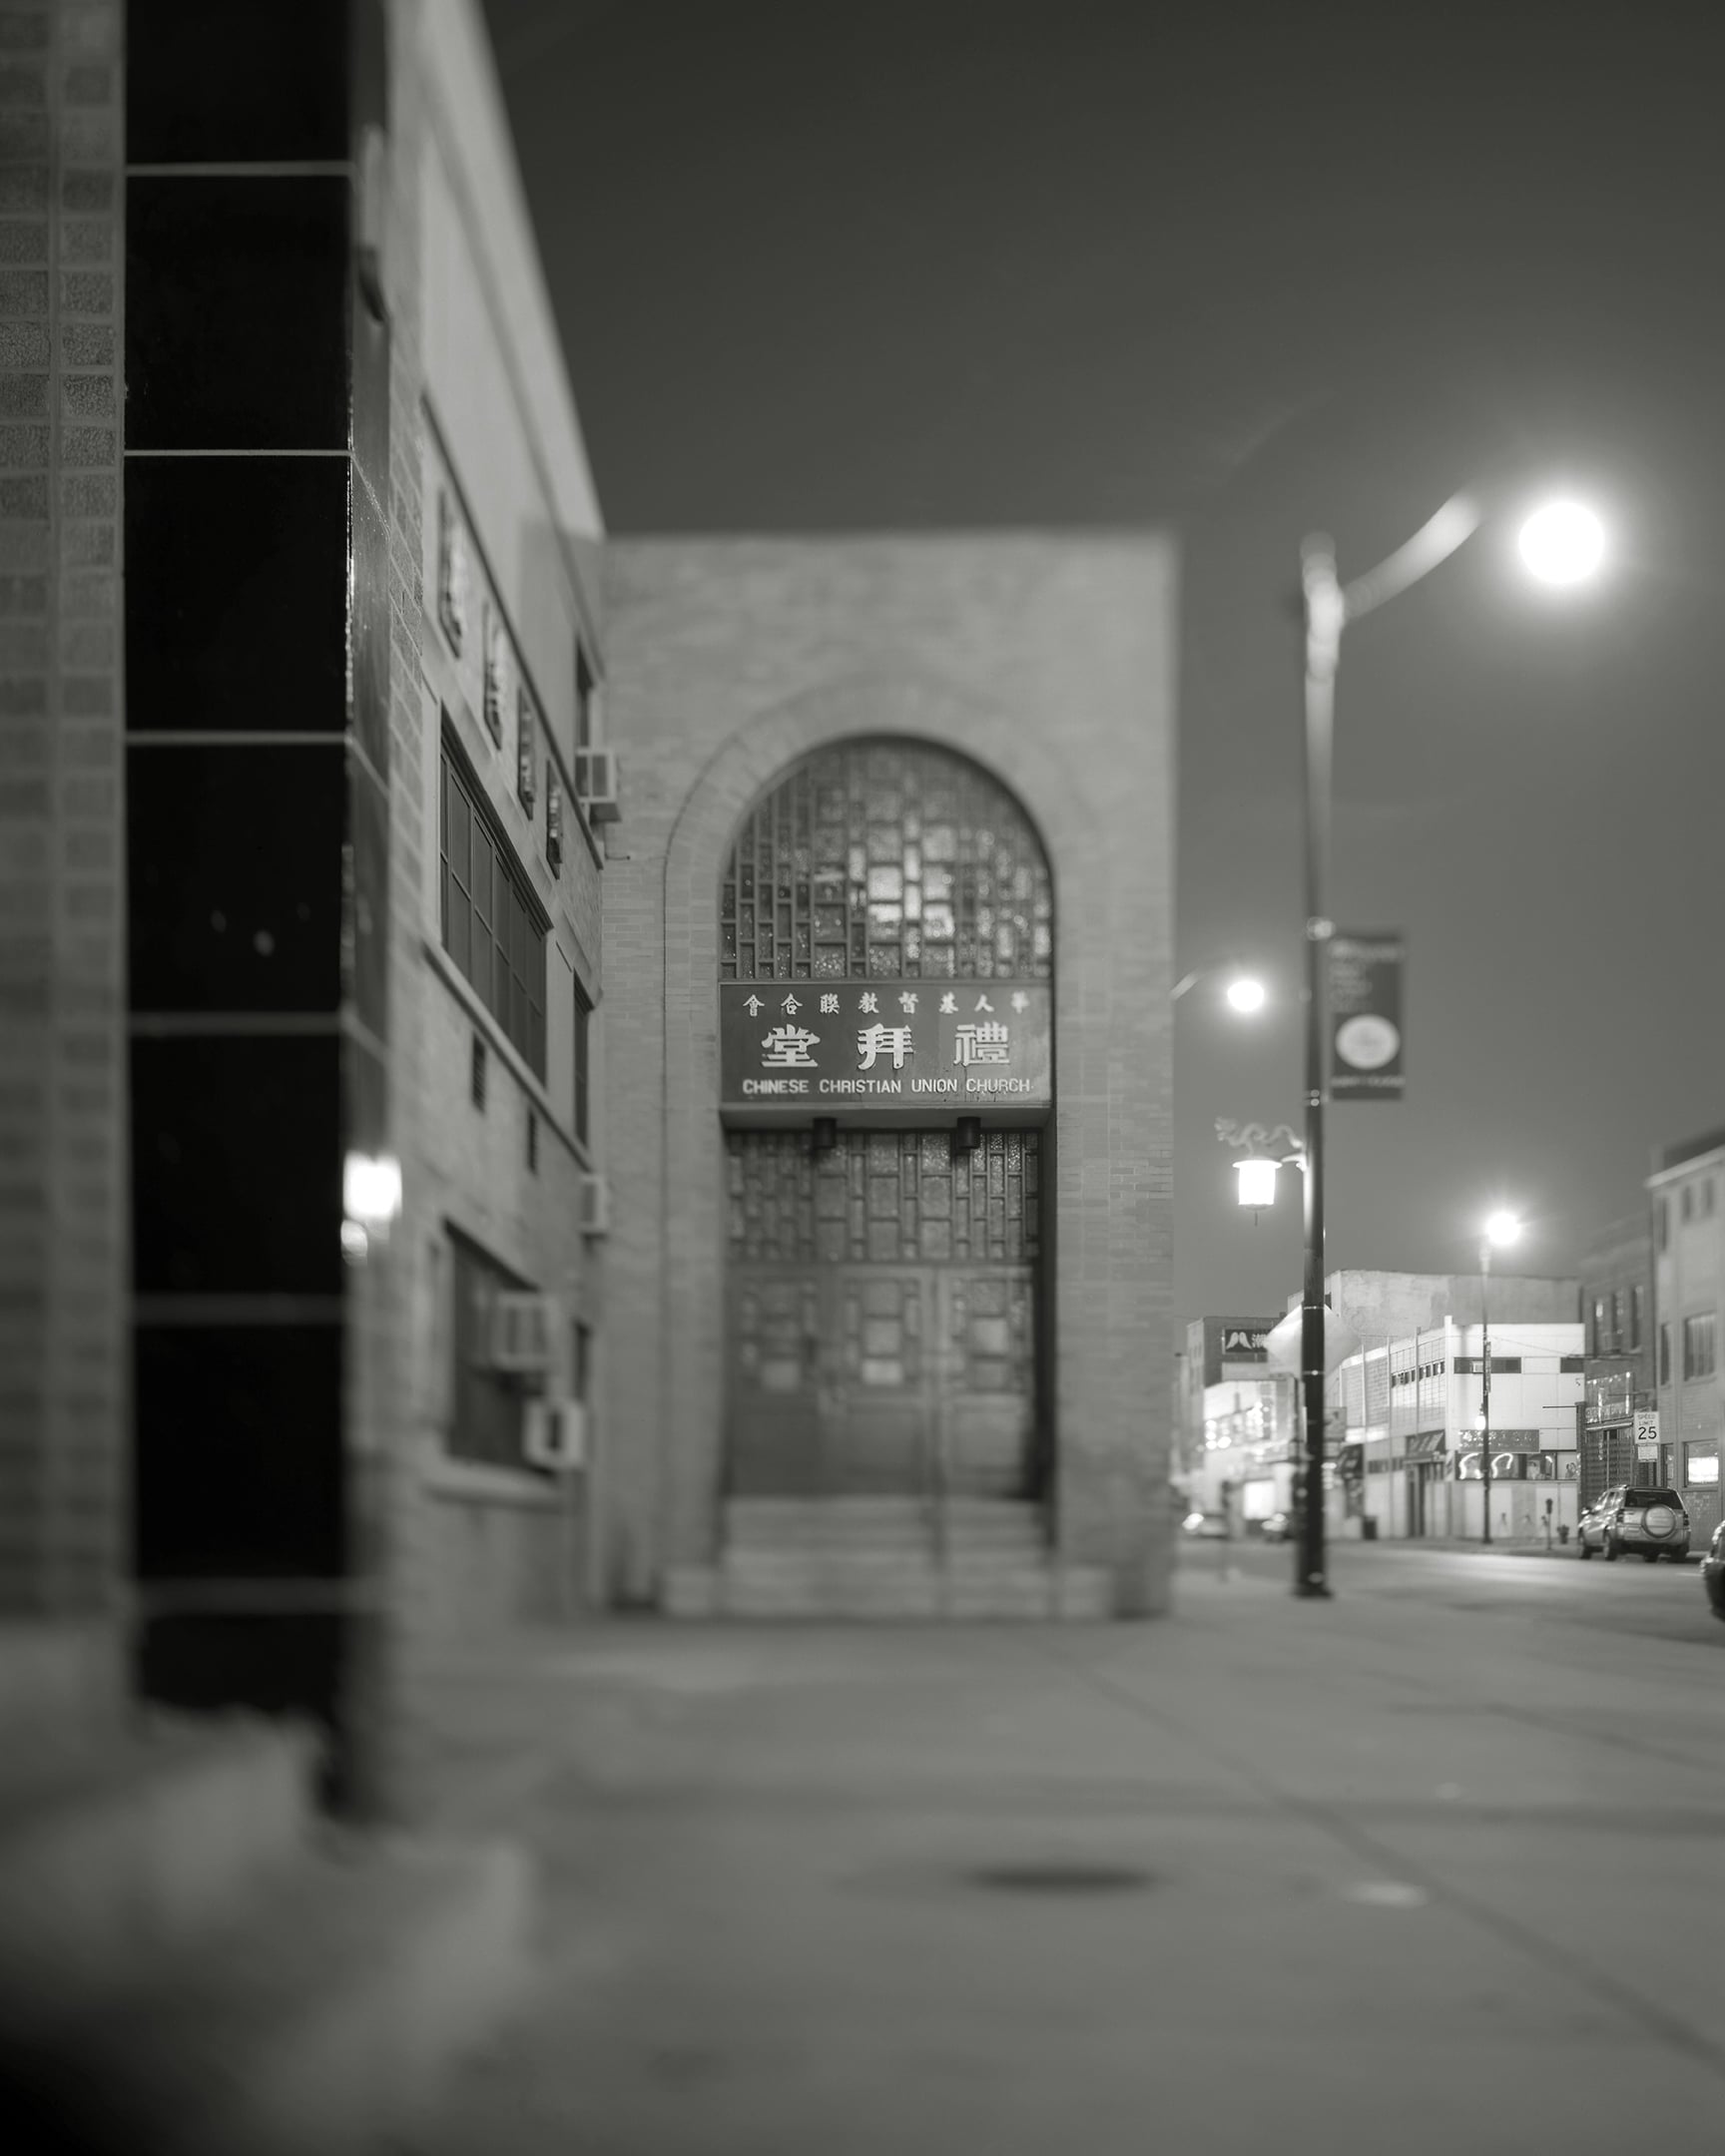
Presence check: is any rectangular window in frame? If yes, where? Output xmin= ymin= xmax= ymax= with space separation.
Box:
xmin=1453 ymin=1356 xmax=1522 ymax=1374
xmin=440 ymin=736 xmax=547 ymax=1079
xmin=1685 ymin=1441 xmax=1719 ymax=1486
xmin=1560 ymin=1354 xmax=1585 ymax=1373
xmin=449 ymin=1231 xmax=529 ymax=1469
xmin=1705 ymin=1179 xmax=1717 ymax=1219
xmin=1590 ymin=1298 xmax=1607 ymax=1354
xmin=1682 ymin=1313 xmax=1717 ymax=1380
xmin=1657 ymin=1198 xmax=1669 ymax=1252
xmin=573 ymin=978 xmax=592 ymax=1148
xmin=1627 ymin=1284 xmax=1643 ymax=1350
xmin=575 ymin=642 xmax=596 ymax=753
xmin=1658 ymin=1323 xmax=1671 ymax=1385
xmin=1681 ymin=1184 xmax=1694 ymax=1224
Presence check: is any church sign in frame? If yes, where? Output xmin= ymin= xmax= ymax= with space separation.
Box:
xmin=720 ymin=980 xmax=1052 ymax=1126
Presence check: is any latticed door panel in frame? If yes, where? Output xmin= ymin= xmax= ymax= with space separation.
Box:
xmin=728 ymin=1129 xmax=1039 ymax=1265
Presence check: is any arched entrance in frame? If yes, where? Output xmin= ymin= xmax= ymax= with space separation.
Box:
xmin=718 ymin=739 xmax=1053 ymax=1504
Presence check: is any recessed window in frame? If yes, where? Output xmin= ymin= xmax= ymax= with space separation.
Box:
xmin=1704 ymin=1179 xmax=1717 ymax=1219
xmin=437 ymin=491 xmax=467 ymax=653
xmin=449 ymin=1230 xmax=530 ymax=1468
xmin=1682 ymin=1313 xmax=1717 ymax=1381
xmin=1628 ymin=1285 xmax=1643 ymax=1350
xmin=470 ymin=1033 xmax=486 ymax=1109
xmin=1681 ymin=1184 xmax=1694 ymax=1224
xmin=516 ymin=689 xmax=537 ymax=813
xmin=1560 ymin=1354 xmax=1584 ymax=1373
xmin=1658 ymin=1323 xmax=1671 ymax=1386
xmin=576 ymin=642 xmax=595 ymax=754
xmin=527 ymin=1108 xmax=538 ymax=1174
xmin=440 ymin=735 xmax=547 ymax=1078
xmin=1591 ymin=1297 xmax=1607 ymax=1354
xmin=573 ymin=978 xmax=592 ymax=1149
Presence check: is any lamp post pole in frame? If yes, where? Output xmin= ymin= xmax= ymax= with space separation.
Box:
xmin=1480 ymin=1238 xmax=1493 ymax=1544
xmin=1297 ymin=539 xmax=1343 ymax=1599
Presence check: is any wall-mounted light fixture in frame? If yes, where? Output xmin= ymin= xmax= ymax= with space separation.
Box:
xmin=811 ymin=1116 xmax=839 ymax=1155
xmin=951 ymin=1116 xmax=982 ymax=1157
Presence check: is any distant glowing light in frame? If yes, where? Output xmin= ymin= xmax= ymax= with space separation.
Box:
xmin=1517 ymin=501 xmax=1605 ymax=586
xmin=1236 ymin=1157 xmax=1279 ymax=1209
xmin=1226 ymin=975 xmax=1267 ymax=1014
xmin=1482 ymin=1210 xmax=1521 ymax=1248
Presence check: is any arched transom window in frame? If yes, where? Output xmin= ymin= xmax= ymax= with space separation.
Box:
xmin=720 ymin=739 xmax=1052 ymax=983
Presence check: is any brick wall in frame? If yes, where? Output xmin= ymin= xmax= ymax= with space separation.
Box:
xmin=601 ymin=535 xmax=1179 ymax=1614
xmin=0 ymin=0 xmax=124 ymax=1616
xmin=378 ymin=0 xmax=608 ymax=1685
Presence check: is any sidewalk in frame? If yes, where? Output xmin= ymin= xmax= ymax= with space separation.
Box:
xmin=1352 ymin=1533 xmax=1701 ymax=1562
xmin=412 ymin=1571 xmax=1725 ymax=2156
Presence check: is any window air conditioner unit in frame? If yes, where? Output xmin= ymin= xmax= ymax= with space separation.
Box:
xmin=489 ymin=1291 xmax=556 ymax=1373
xmin=574 ymin=747 xmax=621 ymax=824
xmin=523 ymin=1396 xmax=587 ymax=1472
xmin=577 ymin=1172 xmax=610 ymax=1238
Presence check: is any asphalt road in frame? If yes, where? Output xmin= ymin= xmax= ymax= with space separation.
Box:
xmin=1182 ymin=1533 xmax=1724 ymax=1650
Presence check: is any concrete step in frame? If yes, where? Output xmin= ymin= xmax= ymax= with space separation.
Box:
xmin=0 ymin=1619 xmax=126 ymax=1743
xmin=0 ymin=1713 xmax=320 ymax=2008
xmin=666 ymin=1563 xmax=1114 ymax=1622
xmin=0 ymin=1833 xmax=530 ymax=2156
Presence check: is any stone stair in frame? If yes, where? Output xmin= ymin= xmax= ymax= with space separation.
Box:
xmin=665 ymin=1498 xmax=1114 ymax=1620
xmin=0 ymin=1619 xmax=529 ymax=2156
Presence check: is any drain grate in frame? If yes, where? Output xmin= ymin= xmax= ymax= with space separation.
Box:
xmin=966 ymin=1862 xmax=1153 ymax=1894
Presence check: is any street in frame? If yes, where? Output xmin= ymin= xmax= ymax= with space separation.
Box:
xmin=418 ymin=1543 xmax=1725 ymax=2156
xmin=1192 ymin=1534 xmax=1723 ymax=1650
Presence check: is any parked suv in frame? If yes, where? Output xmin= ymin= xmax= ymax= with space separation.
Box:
xmin=1702 ymin=1519 xmax=1725 ymax=1621
xmin=1576 ymin=1484 xmax=1691 ymax=1563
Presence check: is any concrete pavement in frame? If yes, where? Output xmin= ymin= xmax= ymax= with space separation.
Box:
xmin=412 ymin=1549 xmax=1725 ymax=2155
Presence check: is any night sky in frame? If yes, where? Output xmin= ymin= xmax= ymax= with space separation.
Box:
xmin=481 ymin=1 xmax=1725 ymax=1326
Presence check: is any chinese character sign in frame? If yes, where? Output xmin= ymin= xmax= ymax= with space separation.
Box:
xmin=721 ymin=980 xmax=1052 ymax=1118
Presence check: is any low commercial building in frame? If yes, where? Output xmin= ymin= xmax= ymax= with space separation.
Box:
xmin=1649 ymin=1126 xmax=1725 ymax=1550
xmin=1177 ymin=1317 xmax=1295 ymax=1523
xmin=1327 ymin=1274 xmax=1583 ymax=1540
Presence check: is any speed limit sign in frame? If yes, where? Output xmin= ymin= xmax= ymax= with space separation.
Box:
xmin=1633 ymin=1412 xmax=1660 ymax=1460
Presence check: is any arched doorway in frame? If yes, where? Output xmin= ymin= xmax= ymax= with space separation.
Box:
xmin=719 ymin=738 xmax=1053 ymax=1503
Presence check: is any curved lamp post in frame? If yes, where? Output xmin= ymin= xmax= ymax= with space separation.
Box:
xmin=1293 ymin=491 xmax=1605 ymax=1602
xmin=1476 ymin=1209 xmax=1522 ymax=1544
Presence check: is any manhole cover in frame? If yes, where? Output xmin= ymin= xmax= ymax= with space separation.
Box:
xmin=966 ymin=1863 xmax=1152 ymax=1894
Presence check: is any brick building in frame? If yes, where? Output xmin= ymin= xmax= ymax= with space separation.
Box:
xmin=1574 ymin=1209 xmax=1656 ymax=1505
xmin=2 ymin=0 xmax=1181 ymax=1837
xmin=1648 ymin=1125 xmax=1724 ymax=1549
xmin=601 ymin=537 xmax=1178 ymax=1619
xmin=1 ymin=0 xmax=611 ymax=1815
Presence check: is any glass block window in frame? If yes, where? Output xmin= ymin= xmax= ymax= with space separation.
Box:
xmin=719 ymin=739 xmax=1053 ymax=983
xmin=727 ymin=1129 xmax=1039 ymax=1266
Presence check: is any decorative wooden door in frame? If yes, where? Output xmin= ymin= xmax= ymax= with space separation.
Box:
xmin=726 ymin=1131 xmax=1041 ymax=1499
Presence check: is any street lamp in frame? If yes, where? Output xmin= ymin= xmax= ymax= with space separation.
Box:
xmin=1477 ymin=1209 xmax=1522 ymax=1545
xmin=1293 ymin=491 xmax=1604 ymax=1602
xmin=1172 ymin=963 xmax=1270 ymax=1012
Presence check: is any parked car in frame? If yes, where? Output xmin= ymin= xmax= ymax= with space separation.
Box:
xmin=1259 ymin=1510 xmax=1295 ymax=1542
xmin=1575 ymin=1484 xmax=1691 ymax=1563
xmin=1181 ymin=1509 xmax=1230 ymax=1540
xmin=1702 ymin=1520 xmax=1725 ymax=1621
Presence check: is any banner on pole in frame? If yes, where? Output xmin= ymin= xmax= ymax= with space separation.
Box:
xmin=1329 ymin=930 xmax=1404 ymax=1100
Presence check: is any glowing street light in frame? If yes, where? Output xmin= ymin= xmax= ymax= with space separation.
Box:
xmin=1290 ymin=483 xmax=1604 ymax=1601
xmin=1482 ymin=1209 xmax=1522 ymax=1250
xmin=1225 ymin=975 xmax=1268 ymax=1015
xmin=1516 ymin=499 xmax=1607 ymax=587
xmin=1235 ymin=1156 xmax=1281 ymax=1210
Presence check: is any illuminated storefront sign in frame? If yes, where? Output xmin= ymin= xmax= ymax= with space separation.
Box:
xmin=720 ymin=979 xmax=1052 ymax=1122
